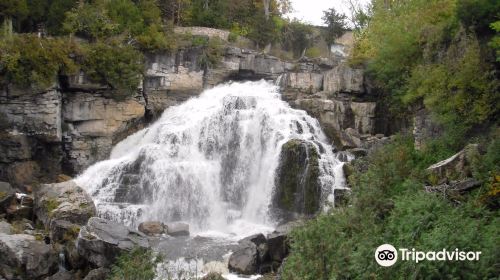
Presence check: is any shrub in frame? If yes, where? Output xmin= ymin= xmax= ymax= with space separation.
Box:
xmin=0 ymin=34 xmax=79 ymax=89
xmin=80 ymin=41 xmax=144 ymax=97
xmin=109 ymin=247 xmax=161 ymax=280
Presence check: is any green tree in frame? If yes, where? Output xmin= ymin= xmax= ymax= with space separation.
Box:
xmin=0 ymin=0 xmax=28 ymax=35
xmin=282 ymin=20 xmax=313 ymax=58
xmin=322 ymin=7 xmax=348 ymax=48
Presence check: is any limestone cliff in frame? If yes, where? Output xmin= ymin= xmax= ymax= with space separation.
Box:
xmin=0 ymin=33 xmax=417 ymax=186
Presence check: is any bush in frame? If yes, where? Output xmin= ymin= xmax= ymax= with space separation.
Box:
xmin=109 ymin=247 xmax=161 ymax=280
xmin=81 ymin=41 xmax=144 ymax=97
xmin=0 ymin=34 xmax=79 ymax=89
xmin=305 ymin=47 xmax=321 ymax=58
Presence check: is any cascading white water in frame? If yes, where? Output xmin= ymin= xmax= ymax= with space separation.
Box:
xmin=75 ymin=80 xmax=346 ymax=236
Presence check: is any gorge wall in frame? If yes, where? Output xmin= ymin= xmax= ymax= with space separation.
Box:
xmin=0 ymin=32 xmax=421 ymax=188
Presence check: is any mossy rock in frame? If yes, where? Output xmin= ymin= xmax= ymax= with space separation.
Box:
xmin=273 ymin=139 xmax=321 ymax=220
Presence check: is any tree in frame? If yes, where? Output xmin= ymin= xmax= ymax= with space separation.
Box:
xmin=322 ymin=7 xmax=348 ymax=48
xmin=282 ymin=20 xmax=313 ymax=58
xmin=0 ymin=0 xmax=28 ymax=35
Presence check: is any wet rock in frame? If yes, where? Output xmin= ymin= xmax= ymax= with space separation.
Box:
xmin=46 ymin=270 xmax=74 ymax=280
xmin=273 ymin=139 xmax=321 ymax=221
xmin=201 ymin=272 xmax=225 ymax=280
xmin=333 ymin=188 xmax=351 ymax=207
xmin=0 ymin=233 xmax=57 ymax=279
xmin=426 ymin=144 xmax=480 ymax=184
xmin=228 ymin=242 xmax=259 ymax=275
xmin=266 ymin=221 xmax=303 ymax=265
xmin=138 ymin=221 xmax=165 ymax=236
xmin=347 ymin=148 xmax=368 ymax=158
xmin=267 ymin=232 xmax=288 ymax=263
xmin=0 ymin=182 xmax=15 ymax=214
xmin=34 ymin=181 xmax=96 ymax=243
xmin=77 ymin=217 xmax=149 ymax=267
xmin=165 ymin=222 xmax=189 ymax=237
xmin=83 ymin=268 xmax=110 ymax=280
xmin=6 ymin=201 xmax=33 ymax=221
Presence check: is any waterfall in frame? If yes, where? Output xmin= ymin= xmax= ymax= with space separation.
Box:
xmin=75 ymin=80 xmax=345 ymax=235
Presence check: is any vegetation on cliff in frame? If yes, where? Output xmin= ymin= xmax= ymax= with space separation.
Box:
xmin=0 ymin=0 xmax=351 ymax=94
xmin=283 ymin=135 xmax=499 ymax=279
xmin=350 ymin=0 xmax=499 ymax=136
xmin=282 ymin=0 xmax=499 ymax=279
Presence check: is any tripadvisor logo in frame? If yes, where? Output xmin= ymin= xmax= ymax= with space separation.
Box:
xmin=375 ymin=244 xmax=482 ymax=267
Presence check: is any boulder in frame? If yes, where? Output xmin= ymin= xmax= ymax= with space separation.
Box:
xmin=0 ymin=233 xmax=57 ymax=279
xmin=77 ymin=217 xmax=149 ymax=267
xmin=165 ymin=222 xmax=189 ymax=237
xmin=426 ymin=144 xmax=480 ymax=184
xmin=83 ymin=268 xmax=110 ymax=280
xmin=138 ymin=221 xmax=165 ymax=236
xmin=272 ymin=139 xmax=321 ymax=221
xmin=34 ymin=180 xmax=96 ymax=243
xmin=228 ymin=243 xmax=258 ymax=275
xmin=239 ymin=233 xmax=269 ymax=263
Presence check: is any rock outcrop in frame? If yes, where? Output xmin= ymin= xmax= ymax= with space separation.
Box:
xmin=34 ymin=180 xmax=96 ymax=243
xmin=77 ymin=217 xmax=149 ymax=267
xmin=272 ymin=139 xmax=321 ymax=221
xmin=426 ymin=144 xmax=480 ymax=184
xmin=0 ymin=31 xmax=408 ymax=186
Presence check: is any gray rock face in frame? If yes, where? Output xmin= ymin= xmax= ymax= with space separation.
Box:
xmin=0 ymin=233 xmax=57 ymax=279
xmin=77 ymin=217 xmax=149 ymax=267
xmin=34 ymin=181 xmax=95 ymax=243
xmin=0 ymin=88 xmax=62 ymax=143
xmin=323 ymin=64 xmax=364 ymax=94
xmin=62 ymin=92 xmax=146 ymax=173
xmin=165 ymin=222 xmax=189 ymax=237
xmin=413 ymin=106 xmax=443 ymax=150
xmin=0 ymin=88 xmax=63 ymax=186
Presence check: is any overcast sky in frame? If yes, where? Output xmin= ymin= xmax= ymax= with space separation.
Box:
xmin=287 ymin=0 xmax=371 ymax=26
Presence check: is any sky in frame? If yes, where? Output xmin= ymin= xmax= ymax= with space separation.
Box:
xmin=287 ymin=0 xmax=371 ymax=26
